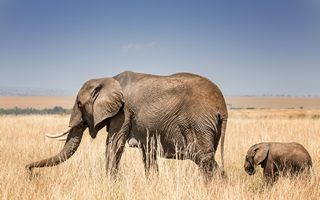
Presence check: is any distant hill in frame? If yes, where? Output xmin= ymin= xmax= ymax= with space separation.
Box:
xmin=0 ymin=87 xmax=73 ymax=96
xmin=1 ymin=96 xmax=320 ymax=109
xmin=225 ymin=96 xmax=320 ymax=109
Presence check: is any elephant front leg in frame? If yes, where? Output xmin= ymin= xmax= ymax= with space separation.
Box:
xmin=263 ymin=163 xmax=277 ymax=184
xmin=105 ymin=132 xmax=127 ymax=179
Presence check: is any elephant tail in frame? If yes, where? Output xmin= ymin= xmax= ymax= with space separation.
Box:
xmin=219 ymin=116 xmax=227 ymax=178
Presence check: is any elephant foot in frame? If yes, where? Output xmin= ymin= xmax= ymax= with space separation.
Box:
xmin=106 ymin=170 xmax=118 ymax=182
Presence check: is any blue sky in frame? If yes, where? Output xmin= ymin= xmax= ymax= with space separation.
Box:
xmin=0 ymin=0 xmax=319 ymax=96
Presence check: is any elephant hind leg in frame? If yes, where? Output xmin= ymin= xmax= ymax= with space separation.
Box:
xmin=194 ymin=152 xmax=218 ymax=182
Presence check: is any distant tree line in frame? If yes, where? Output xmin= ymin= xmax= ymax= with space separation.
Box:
xmin=0 ymin=106 xmax=71 ymax=115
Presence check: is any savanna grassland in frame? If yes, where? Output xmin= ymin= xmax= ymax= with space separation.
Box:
xmin=0 ymin=109 xmax=319 ymax=200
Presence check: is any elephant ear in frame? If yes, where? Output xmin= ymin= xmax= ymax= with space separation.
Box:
xmin=92 ymin=78 xmax=124 ymax=130
xmin=253 ymin=144 xmax=269 ymax=166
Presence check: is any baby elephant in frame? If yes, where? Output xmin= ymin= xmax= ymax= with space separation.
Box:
xmin=244 ymin=142 xmax=312 ymax=183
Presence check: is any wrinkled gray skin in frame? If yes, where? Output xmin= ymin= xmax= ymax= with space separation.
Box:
xmin=244 ymin=142 xmax=312 ymax=183
xmin=26 ymin=71 xmax=228 ymax=180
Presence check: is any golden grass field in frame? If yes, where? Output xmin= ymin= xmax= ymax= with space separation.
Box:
xmin=0 ymin=109 xmax=319 ymax=200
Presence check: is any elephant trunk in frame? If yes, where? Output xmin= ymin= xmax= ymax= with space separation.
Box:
xmin=25 ymin=125 xmax=85 ymax=170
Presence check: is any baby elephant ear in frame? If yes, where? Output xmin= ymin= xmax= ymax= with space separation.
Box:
xmin=253 ymin=144 xmax=269 ymax=166
xmin=93 ymin=78 xmax=124 ymax=130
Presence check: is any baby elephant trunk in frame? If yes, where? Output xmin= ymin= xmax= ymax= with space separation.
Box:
xmin=128 ymin=137 xmax=139 ymax=147
xmin=25 ymin=126 xmax=85 ymax=170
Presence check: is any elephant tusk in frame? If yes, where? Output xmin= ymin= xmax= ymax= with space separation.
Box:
xmin=45 ymin=128 xmax=71 ymax=139
xmin=56 ymin=136 xmax=68 ymax=141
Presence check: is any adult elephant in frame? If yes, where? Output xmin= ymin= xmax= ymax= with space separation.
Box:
xmin=26 ymin=71 xmax=228 ymax=180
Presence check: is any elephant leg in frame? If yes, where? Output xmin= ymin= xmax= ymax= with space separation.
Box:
xmin=105 ymin=132 xmax=127 ymax=178
xmin=140 ymin=142 xmax=159 ymax=178
xmin=263 ymin=163 xmax=276 ymax=184
xmin=105 ymin=109 xmax=131 ymax=179
xmin=194 ymin=152 xmax=218 ymax=182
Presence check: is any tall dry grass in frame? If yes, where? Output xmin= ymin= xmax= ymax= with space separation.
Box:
xmin=0 ymin=110 xmax=319 ymax=200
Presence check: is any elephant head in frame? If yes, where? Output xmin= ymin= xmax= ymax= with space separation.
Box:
xmin=26 ymin=78 xmax=124 ymax=170
xmin=244 ymin=143 xmax=269 ymax=175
